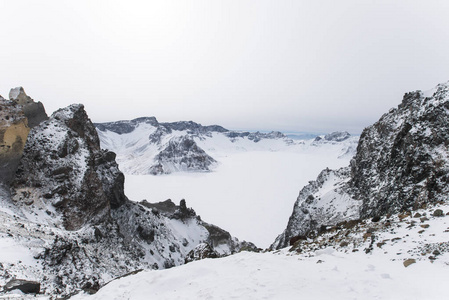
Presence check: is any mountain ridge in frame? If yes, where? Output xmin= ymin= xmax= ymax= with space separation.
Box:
xmin=272 ymin=81 xmax=449 ymax=249
xmin=0 ymin=89 xmax=257 ymax=297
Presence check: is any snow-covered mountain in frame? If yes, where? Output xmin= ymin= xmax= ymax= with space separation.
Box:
xmin=70 ymin=81 xmax=449 ymax=300
xmin=95 ymin=118 xmax=358 ymax=175
xmin=272 ymin=81 xmax=449 ymax=249
xmin=0 ymin=89 xmax=256 ymax=298
xmin=4 ymin=80 xmax=449 ymax=299
xmin=72 ymin=201 xmax=449 ymax=300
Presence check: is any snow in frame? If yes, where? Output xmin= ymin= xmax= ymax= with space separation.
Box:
xmin=125 ymin=144 xmax=354 ymax=248
xmin=72 ymin=250 xmax=449 ymax=300
xmin=71 ymin=203 xmax=449 ymax=300
xmin=97 ymin=120 xmax=358 ymax=248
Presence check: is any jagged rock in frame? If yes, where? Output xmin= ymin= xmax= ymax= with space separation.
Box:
xmin=162 ymin=121 xmax=228 ymax=135
xmin=324 ymin=131 xmax=351 ymax=142
xmin=149 ymin=136 xmax=216 ymax=175
xmin=0 ymin=96 xmax=30 ymax=185
xmin=9 ymin=87 xmax=48 ymax=128
xmin=313 ymin=131 xmax=351 ymax=143
xmin=185 ymin=243 xmax=219 ymax=263
xmin=11 ymin=104 xmax=126 ymax=230
xmin=95 ymin=117 xmax=159 ymax=135
xmin=95 ymin=118 xmax=226 ymax=136
xmin=0 ymin=88 xmax=48 ymax=186
xmin=9 ymin=87 xmax=30 ymax=104
xmin=352 ymin=83 xmax=449 ymax=218
xmin=271 ymin=167 xmax=360 ymax=249
xmin=272 ymin=81 xmax=449 ymax=250
xmin=3 ymin=279 xmax=40 ymax=294
xmin=140 ymin=199 xmax=258 ymax=254
xmin=226 ymin=130 xmax=287 ymax=142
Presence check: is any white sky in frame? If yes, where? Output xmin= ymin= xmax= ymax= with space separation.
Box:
xmin=1 ymin=0 xmax=449 ymax=133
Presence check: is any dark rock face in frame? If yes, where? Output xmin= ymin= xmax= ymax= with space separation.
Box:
xmin=140 ymin=199 xmax=259 ymax=254
xmin=225 ymin=130 xmax=287 ymax=142
xmin=161 ymin=121 xmax=228 ymax=135
xmin=95 ymin=117 xmax=159 ymax=135
xmin=271 ymin=167 xmax=359 ymax=249
xmin=149 ymin=136 xmax=216 ymax=175
xmin=95 ymin=118 xmax=227 ymax=136
xmin=203 ymin=223 xmax=233 ymax=248
xmin=351 ymin=83 xmax=449 ymax=218
xmin=272 ymin=81 xmax=449 ymax=249
xmin=324 ymin=131 xmax=351 ymax=142
xmin=185 ymin=243 xmax=219 ymax=263
xmin=12 ymin=104 xmax=127 ymax=230
xmin=3 ymin=279 xmax=40 ymax=294
xmin=313 ymin=131 xmax=351 ymax=143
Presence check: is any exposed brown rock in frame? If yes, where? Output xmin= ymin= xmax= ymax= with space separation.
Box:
xmin=403 ymin=258 xmax=416 ymax=267
xmin=0 ymin=96 xmax=30 ymax=185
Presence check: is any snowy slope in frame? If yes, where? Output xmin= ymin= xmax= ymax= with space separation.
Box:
xmin=71 ymin=203 xmax=449 ymax=300
xmin=95 ymin=118 xmax=358 ymax=175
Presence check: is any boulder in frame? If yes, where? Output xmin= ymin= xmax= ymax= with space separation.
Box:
xmin=3 ymin=279 xmax=40 ymax=294
xmin=403 ymin=259 xmax=416 ymax=268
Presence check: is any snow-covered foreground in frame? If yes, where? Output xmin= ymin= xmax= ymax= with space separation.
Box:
xmin=73 ymin=251 xmax=448 ymax=300
xmin=125 ymin=147 xmax=351 ymax=248
xmin=71 ymin=203 xmax=449 ymax=300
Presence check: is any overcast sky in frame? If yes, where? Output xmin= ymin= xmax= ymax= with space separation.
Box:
xmin=1 ymin=0 xmax=449 ymax=133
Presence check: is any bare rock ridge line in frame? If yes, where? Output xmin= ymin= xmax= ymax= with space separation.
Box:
xmin=0 ymin=88 xmax=257 ymax=297
xmin=94 ymin=117 xmax=294 ymax=175
xmin=272 ymin=81 xmax=449 ymax=249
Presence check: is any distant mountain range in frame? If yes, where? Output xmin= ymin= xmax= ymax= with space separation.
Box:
xmin=94 ymin=118 xmax=358 ymax=175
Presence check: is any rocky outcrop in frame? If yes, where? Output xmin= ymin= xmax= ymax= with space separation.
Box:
xmin=185 ymin=243 xmax=219 ymax=263
xmin=225 ymin=130 xmax=287 ymax=142
xmin=271 ymin=167 xmax=359 ymax=249
xmin=324 ymin=131 xmax=351 ymax=142
xmin=0 ymin=88 xmax=48 ymax=186
xmin=0 ymin=96 xmax=30 ymax=185
xmin=161 ymin=121 xmax=228 ymax=135
xmin=140 ymin=199 xmax=259 ymax=255
xmin=313 ymin=131 xmax=351 ymax=143
xmin=9 ymin=87 xmax=48 ymax=128
xmin=351 ymin=84 xmax=449 ymax=218
xmin=95 ymin=118 xmax=226 ymax=136
xmin=11 ymin=104 xmax=126 ymax=230
xmin=272 ymin=81 xmax=449 ymax=249
xmin=3 ymin=279 xmax=40 ymax=294
xmin=149 ymin=136 xmax=216 ymax=175
xmin=95 ymin=117 xmax=159 ymax=135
